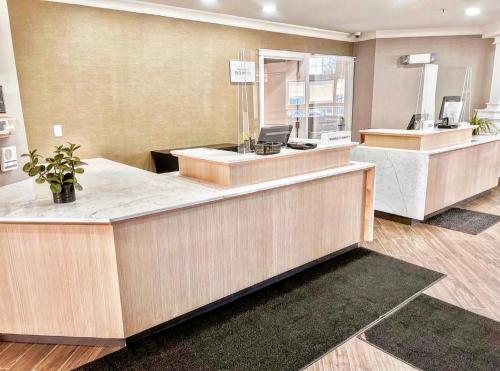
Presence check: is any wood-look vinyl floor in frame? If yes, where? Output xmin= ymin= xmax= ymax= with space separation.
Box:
xmin=1 ymin=187 xmax=499 ymax=370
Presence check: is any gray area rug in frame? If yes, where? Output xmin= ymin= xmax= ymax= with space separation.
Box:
xmin=364 ymin=294 xmax=500 ymax=371
xmin=423 ymin=208 xmax=500 ymax=235
xmin=80 ymin=248 xmax=443 ymax=371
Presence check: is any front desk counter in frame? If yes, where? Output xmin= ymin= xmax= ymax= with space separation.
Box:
xmin=352 ymin=129 xmax=500 ymax=222
xmin=0 ymin=143 xmax=375 ymax=346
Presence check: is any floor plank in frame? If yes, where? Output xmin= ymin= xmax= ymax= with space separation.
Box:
xmin=9 ymin=344 xmax=54 ymax=371
xmin=31 ymin=346 xmax=77 ymax=371
xmin=0 ymin=343 xmax=33 ymax=369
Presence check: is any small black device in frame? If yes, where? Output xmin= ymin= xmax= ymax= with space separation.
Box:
xmin=407 ymin=114 xmax=427 ymax=130
xmin=258 ymin=125 xmax=293 ymax=146
xmin=437 ymin=117 xmax=457 ymax=129
xmin=287 ymin=142 xmax=317 ymax=150
xmin=0 ymin=86 xmax=6 ymax=114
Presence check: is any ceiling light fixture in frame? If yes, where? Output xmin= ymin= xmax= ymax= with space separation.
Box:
xmin=200 ymin=0 xmax=218 ymax=5
xmin=262 ymin=4 xmax=277 ymax=15
xmin=465 ymin=7 xmax=481 ymax=16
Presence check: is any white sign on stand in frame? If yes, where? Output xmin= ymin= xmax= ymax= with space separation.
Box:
xmin=230 ymin=61 xmax=256 ymax=83
xmin=321 ymin=131 xmax=352 ymax=144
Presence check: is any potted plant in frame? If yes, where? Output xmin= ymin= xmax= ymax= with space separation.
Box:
xmin=470 ymin=112 xmax=497 ymax=136
xmin=22 ymin=143 xmax=86 ymax=204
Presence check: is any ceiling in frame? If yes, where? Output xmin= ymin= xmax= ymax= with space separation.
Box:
xmin=141 ymin=0 xmax=500 ymax=34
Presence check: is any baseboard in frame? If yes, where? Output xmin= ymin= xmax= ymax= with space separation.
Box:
xmin=0 ymin=333 xmax=126 ymax=347
xmin=375 ymin=211 xmax=415 ymax=225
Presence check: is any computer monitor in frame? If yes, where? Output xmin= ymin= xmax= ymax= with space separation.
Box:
xmin=407 ymin=114 xmax=427 ymax=130
xmin=439 ymin=96 xmax=463 ymax=124
xmin=258 ymin=125 xmax=293 ymax=146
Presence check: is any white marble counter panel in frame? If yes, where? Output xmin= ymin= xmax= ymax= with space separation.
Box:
xmin=351 ymin=134 xmax=499 ymax=220
xmin=0 ymin=158 xmax=374 ymax=224
xmin=351 ymin=147 xmax=429 ymax=220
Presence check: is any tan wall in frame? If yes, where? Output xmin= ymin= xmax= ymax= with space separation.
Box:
xmin=8 ymin=0 xmax=352 ymax=170
xmin=352 ymin=39 xmax=376 ymax=141
xmin=370 ymin=36 xmax=494 ymax=130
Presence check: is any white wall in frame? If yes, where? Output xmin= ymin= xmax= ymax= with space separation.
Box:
xmin=0 ymin=0 xmax=28 ymax=186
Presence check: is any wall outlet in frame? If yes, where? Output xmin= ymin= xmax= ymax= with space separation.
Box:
xmin=53 ymin=124 xmax=63 ymax=137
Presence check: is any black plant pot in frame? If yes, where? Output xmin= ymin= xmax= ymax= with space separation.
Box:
xmin=53 ymin=184 xmax=76 ymax=204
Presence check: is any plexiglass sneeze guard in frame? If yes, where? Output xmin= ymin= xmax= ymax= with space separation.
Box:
xmin=234 ymin=49 xmax=260 ymax=154
xmin=258 ymin=49 xmax=355 ymax=144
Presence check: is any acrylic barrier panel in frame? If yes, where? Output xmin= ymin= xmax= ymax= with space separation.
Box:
xmin=377 ymin=64 xmax=472 ymax=130
xmin=307 ymin=55 xmax=354 ymax=141
xmin=259 ymin=53 xmax=355 ymax=144
xmin=435 ymin=66 xmax=471 ymax=123
xmin=235 ymin=49 xmax=260 ymax=153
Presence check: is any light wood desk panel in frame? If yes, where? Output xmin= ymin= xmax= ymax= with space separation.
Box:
xmin=0 ymin=224 xmax=124 ymax=340
xmin=113 ymin=169 xmax=371 ymax=337
xmin=425 ymin=140 xmax=500 ymax=215
xmin=360 ymin=127 xmax=474 ymax=151
xmin=174 ymin=144 xmax=355 ymax=187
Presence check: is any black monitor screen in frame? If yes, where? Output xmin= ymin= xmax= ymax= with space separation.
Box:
xmin=258 ymin=125 xmax=293 ymax=146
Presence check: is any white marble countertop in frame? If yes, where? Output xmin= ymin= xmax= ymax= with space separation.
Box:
xmin=171 ymin=142 xmax=357 ymax=164
xmin=359 ymin=134 xmax=499 ymax=155
xmin=359 ymin=126 xmax=475 ymax=137
xmin=0 ymin=158 xmax=374 ymax=224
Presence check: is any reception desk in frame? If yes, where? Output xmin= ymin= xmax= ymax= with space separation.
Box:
xmin=0 ymin=148 xmax=374 ymax=345
xmin=352 ymin=128 xmax=499 ymax=221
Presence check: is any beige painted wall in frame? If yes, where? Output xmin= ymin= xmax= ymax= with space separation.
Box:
xmin=352 ymin=35 xmax=495 ymax=132
xmin=352 ymin=39 xmax=376 ymax=141
xmin=8 ymin=0 xmax=352 ymax=171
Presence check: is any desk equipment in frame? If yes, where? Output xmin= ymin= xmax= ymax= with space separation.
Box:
xmin=439 ymin=96 xmax=463 ymax=125
xmin=258 ymin=125 xmax=292 ymax=146
xmin=287 ymin=142 xmax=317 ymax=150
xmin=407 ymin=114 xmax=427 ymax=130
xmin=151 ymin=143 xmax=237 ymax=173
xmin=254 ymin=142 xmax=282 ymax=155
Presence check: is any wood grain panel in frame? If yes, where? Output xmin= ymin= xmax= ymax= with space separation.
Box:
xmin=113 ymin=170 xmax=370 ymax=337
xmin=177 ymin=146 xmax=353 ymax=186
xmin=425 ymin=140 xmax=500 ymax=215
xmin=420 ymin=128 xmax=473 ymax=150
xmin=362 ymin=128 xmax=474 ymax=151
xmin=0 ymin=224 xmax=124 ymax=339
xmin=363 ymin=134 xmax=421 ymax=150
xmin=363 ymin=167 xmax=375 ymax=241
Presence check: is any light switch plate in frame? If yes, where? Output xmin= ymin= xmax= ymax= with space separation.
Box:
xmin=53 ymin=124 xmax=63 ymax=137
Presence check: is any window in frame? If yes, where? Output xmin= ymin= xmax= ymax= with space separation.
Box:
xmin=287 ymin=81 xmax=305 ymax=105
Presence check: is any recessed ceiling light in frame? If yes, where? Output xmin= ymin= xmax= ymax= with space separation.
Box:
xmin=262 ymin=4 xmax=277 ymax=15
xmin=465 ymin=7 xmax=481 ymax=16
xmin=200 ymin=0 xmax=217 ymax=5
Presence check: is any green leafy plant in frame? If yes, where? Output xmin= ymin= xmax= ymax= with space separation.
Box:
xmin=470 ymin=113 xmax=497 ymax=135
xmin=22 ymin=143 xmax=86 ymax=194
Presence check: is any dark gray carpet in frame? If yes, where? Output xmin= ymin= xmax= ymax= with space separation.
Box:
xmin=80 ymin=248 xmax=444 ymax=371
xmin=364 ymin=294 xmax=500 ymax=371
xmin=423 ymin=208 xmax=500 ymax=235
